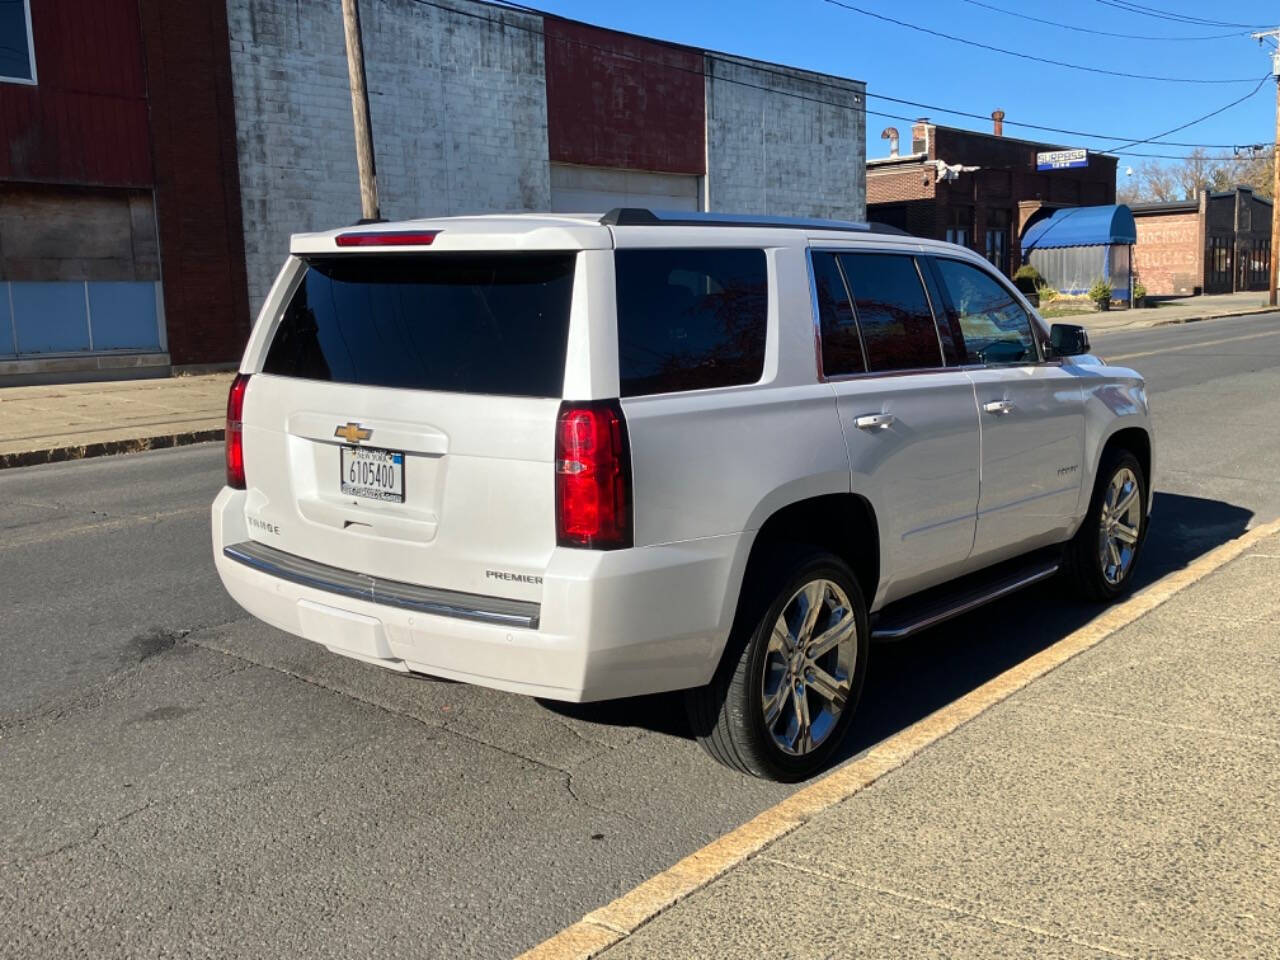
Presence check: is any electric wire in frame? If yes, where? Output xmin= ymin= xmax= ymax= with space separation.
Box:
xmin=822 ymin=0 xmax=1260 ymax=83
xmin=1093 ymin=0 xmax=1268 ymax=31
xmin=957 ymin=0 xmax=1247 ymax=40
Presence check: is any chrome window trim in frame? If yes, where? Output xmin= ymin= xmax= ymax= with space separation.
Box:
xmin=224 ymin=540 xmax=541 ymax=630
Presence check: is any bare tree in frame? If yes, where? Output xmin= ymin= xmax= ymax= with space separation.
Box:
xmin=1117 ymin=149 xmax=1274 ymax=204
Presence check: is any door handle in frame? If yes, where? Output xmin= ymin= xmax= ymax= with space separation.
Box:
xmin=854 ymin=413 xmax=895 ymax=430
xmin=983 ymin=399 xmax=1014 ymax=415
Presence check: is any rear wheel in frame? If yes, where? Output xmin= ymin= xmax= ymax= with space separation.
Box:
xmin=686 ymin=547 xmax=868 ymax=782
xmin=1065 ymin=448 xmax=1147 ymax=601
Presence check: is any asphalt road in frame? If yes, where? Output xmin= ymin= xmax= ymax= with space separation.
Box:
xmin=3 ymin=312 xmax=1279 ymax=959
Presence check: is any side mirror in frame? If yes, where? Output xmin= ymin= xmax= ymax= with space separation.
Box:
xmin=1049 ymin=323 xmax=1090 ymax=358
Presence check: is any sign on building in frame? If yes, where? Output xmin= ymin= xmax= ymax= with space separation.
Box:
xmin=1036 ymin=148 xmax=1089 ymax=171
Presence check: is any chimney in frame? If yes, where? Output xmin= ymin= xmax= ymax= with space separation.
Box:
xmin=880 ymin=126 xmax=900 ymax=158
xmin=911 ymin=118 xmax=930 ymax=156
xmin=992 ymin=109 xmax=1005 ymax=137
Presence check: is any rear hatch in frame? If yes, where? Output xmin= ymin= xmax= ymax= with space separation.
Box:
xmin=239 ymin=247 xmax=579 ymax=602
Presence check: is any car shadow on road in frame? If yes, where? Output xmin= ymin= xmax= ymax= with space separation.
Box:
xmin=540 ymin=491 xmax=1253 ymax=767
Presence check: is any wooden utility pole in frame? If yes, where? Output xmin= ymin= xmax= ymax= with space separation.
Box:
xmin=1252 ymin=31 xmax=1280 ymax=306
xmin=1272 ymin=76 xmax=1280 ymax=306
xmin=342 ymin=0 xmax=380 ymax=222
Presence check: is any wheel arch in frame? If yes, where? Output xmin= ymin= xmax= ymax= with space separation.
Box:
xmin=1098 ymin=424 xmax=1153 ymax=512
xmin=736 ymin=493 xmax=881 ymax=625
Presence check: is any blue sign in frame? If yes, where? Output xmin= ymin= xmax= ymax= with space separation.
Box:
xmin=1037 ymin=149 xmax=1089 ymax=171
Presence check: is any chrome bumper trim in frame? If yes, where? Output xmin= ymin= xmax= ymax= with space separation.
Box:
xmin=223 ymin=540 xmax=541 ymax=629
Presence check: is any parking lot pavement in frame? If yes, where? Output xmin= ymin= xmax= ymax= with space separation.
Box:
xmin=588 ymin=529 xmax=1280 ymax=959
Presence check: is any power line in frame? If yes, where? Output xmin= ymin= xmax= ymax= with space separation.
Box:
xmin=866 ymin=91 xmax=1245 ymax=148
xmin=957 ymin=0 xmax=1246 ymax=41
xmin=1102 ymin=73 xmax=1272 ymax=152
xmin=822 ymin=0 xmax=1260 ymax=83
xmin=414 ymin=0 xmax=1265 ymax=157
xmin=1093 ymin=1 xmax=1268 ymax=31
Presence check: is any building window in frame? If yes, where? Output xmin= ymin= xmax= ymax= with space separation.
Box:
xmin=0 ymin=0 xmax=36 ymax=84
xmin=945 ymin=207 xmax=972 ymax=249
xmin=985 ymin=209 xmax=1011 ymax=275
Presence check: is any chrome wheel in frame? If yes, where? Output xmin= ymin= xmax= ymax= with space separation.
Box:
xmin=1098 ymin=466 xmax=1142 ymax=586
xmin=760 ymin=579 xmax=857 ymax=757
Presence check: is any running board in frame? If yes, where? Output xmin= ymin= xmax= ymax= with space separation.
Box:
xmin=870 ymin=555 xmax=1061 ymax=642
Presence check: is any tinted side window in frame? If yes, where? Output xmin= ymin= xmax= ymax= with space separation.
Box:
xmin=262 ymin=254 xmax=574 ymax=397
xmin=837 ymin=254 xmax=942 ymax=372
xmin=934 ymin=258 xmax=1037 ymax=365
xmin=615 ymin=248 xmax=767 ymax=397
xmin=812 ymin=252 xmax=865 ymax=376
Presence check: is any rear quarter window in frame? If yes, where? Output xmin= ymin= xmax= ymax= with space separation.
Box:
xmin=615 ymin=248 xmax=768 ymax=397
xmin=262 ymin=253 xmax=576 ymax=398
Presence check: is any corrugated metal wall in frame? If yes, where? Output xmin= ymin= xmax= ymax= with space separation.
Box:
xmin=0 ymin=0 xmax=151 ymax=186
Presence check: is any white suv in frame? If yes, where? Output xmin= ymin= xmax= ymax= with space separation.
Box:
xmin=212 ymin=209 xmax=1153 ymax=781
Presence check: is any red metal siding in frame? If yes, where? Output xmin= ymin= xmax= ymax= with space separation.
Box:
xmin=0 ymin=0 xmax=152 ymax=186
xmin=138 ymin=0 xmax=250 ymax=366
xmin=544 ymin=19 xmax=705 ymax=176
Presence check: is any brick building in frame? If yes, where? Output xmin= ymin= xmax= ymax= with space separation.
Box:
xmin=1131 ymin=187 xmax=1272 ymax=296
xmin=0 ymin=0 xmax=249 ymax=383
xmin=1 ymin=0 xmax=865 ymax=383
xmin=867 ymin=115 xmax=1117 ymax=277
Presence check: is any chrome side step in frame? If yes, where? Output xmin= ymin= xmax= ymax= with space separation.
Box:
xmin=870 ymin=557 xmax=1061 ymax=642
xmin=223 ymin=540 xmax=541 ymax=629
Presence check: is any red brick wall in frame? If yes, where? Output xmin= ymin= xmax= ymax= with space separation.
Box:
xmin=138 ymin=0 xmax=249 ymax=366
xmin=1133 ymin=211 xmax=1201 ymax=296
xmin=0 ymin=0 xmax=151 ymax=186
xmin=544 ymin=19 xmax=705 ymax=175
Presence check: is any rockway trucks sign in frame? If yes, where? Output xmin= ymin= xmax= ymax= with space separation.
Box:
xmin=1037 ymin=149 xmax=1089 ymax=171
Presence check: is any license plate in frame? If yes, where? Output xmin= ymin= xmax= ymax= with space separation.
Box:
xmin=340 ymin=445 xmax=405 ymax=503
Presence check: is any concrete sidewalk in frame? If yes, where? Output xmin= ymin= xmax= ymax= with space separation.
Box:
xmin=1081 ymin=290 xmax=1274 ymax=334
xmin=0 ymin=373 xmax=232 ymax=468
xmin=591 ymin=530 xmax=1280 ymax=959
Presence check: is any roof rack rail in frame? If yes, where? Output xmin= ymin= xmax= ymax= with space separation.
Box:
xmin=600 ymin=208 xmax=872 ymax=233
xmin=867 ymin=222 xmax=910 ymax=237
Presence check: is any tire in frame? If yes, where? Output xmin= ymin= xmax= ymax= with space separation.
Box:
xmin=685 ymin=545 xmax=869 ymax=782
xmin=1064 ymin=448 xmax=1148 ymax=602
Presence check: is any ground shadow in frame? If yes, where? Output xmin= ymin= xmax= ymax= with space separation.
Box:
xmin=540 ymin=491 xmax=1253 ymax=764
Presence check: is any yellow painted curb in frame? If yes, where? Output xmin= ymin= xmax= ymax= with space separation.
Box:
xmin=518 ymin=518 xmax=1280 ymax=960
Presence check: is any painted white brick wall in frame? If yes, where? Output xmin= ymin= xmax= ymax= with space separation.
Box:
xmin=705 ymin=56 xmax=866 ymax=222
xmin=227 ymin=0 xmax=550 ymax=315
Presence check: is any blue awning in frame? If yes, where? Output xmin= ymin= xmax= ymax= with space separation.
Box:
xmin=1021 ymin=205 xmax=1137 ymax=252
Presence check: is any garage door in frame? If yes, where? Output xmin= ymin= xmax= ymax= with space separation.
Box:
xmin=550 ymin=164 xmax=700 ymax=214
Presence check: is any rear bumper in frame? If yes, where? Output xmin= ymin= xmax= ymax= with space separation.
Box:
xmin=212 ymin=488 xmax=743 ymax=702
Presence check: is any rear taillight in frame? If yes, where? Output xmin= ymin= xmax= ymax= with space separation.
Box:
xmin=225 ymin=373 xmax=250 ymax=489
xmin=555 ymin=400 xmax=632 ymax=550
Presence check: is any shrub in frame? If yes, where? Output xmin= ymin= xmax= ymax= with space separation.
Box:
xmin=1035 ymin=283 xmax=1059 ymax=303
xmin=1012 ymin=264 xmax=1043 ymax=297
xmin=1087 ymin=278 xmax=1112 ymax=304
xmin=1133 ymin=281 xmax=1147 ymax=301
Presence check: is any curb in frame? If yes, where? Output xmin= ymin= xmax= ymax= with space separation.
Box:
xmin=518 ymin=518 xmax=1280 ymax=960
xmin=0 ymin=429 xmax=224 ymax=470
xmin=1150 ymin=306 xmax=1275 ymax=328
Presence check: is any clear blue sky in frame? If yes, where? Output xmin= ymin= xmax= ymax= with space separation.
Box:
xmin=522 ymin=0 xmax=1277 ymax=175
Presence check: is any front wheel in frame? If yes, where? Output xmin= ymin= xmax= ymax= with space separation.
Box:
xmin=685 ymin=547 xmax=869 ymax=782
xmin=1065 ymin=448 xmax=1147 ymax=601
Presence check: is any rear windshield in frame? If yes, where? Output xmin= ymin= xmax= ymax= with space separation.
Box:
xmin=262 ymin=253 xmax=576 ymax=397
